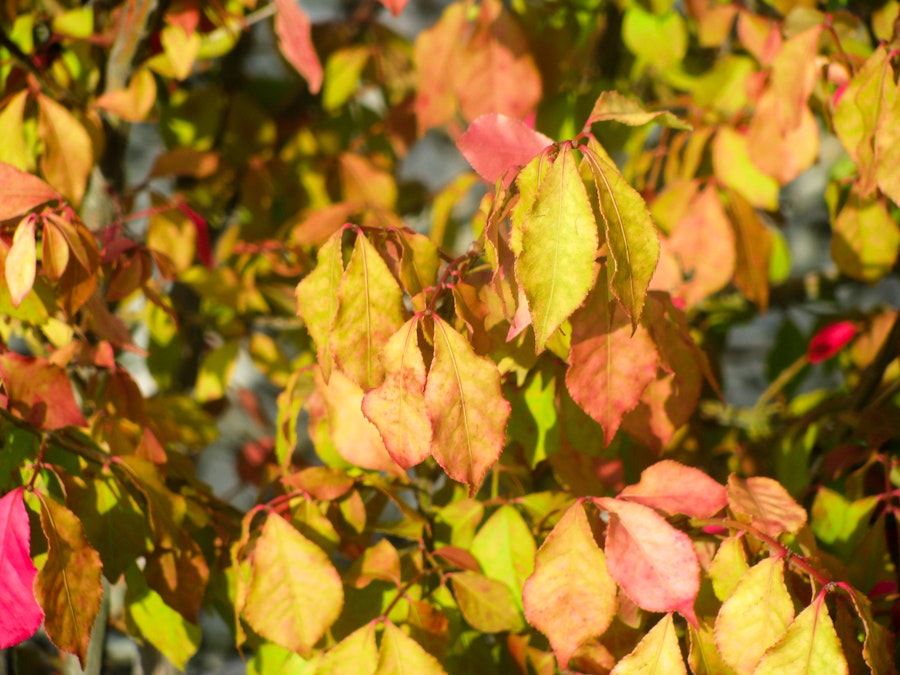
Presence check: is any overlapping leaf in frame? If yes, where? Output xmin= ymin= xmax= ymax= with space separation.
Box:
xmin=296 ymin=231 xmax=343 ymax=381
xmin=6 ymin=216 xmax=37 ymax=307
xmin=610 ymin=614 xmax=687 ymax=674
xmin=0 ymin=162 xmax=61 ymax=221
xmin=0 ymin=353 xmax=86 ymax=430
xmin=376 ymin=621 xmax=447 ymax=675
xmin=0 ymin=488 xmax=43 ymax=649
xmin=754 ymin=596 xmax=848 ymax=675
xmin=619 ymin=460 xmax=727 ymax=519
xmin=425 ymin=316 xmax=510 ymax=492
xmin=726 ymin=475 xmax=807 ymax=537
xmin=457 ymin=114 xmax=553 ymax=186
xmin=37 ymin=94 xmax=93 ymax=206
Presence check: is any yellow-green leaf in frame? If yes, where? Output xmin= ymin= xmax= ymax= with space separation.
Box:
xmin=522 ymin=502 xmax=617 ymax=670
xmin=362 ymin=318 xmax=432 ymax=469
xmin=709 ymin=536 xmax=749 ymax=603
xmin=318 ymin=622 xmax=378 ymax=675
xmin=243 ymin=514 xmax=343 ymax=655
xmin=611 ymin=614 xmax=687 ymax=674
xmin=470 ymin=505 xmax=535 ymax=612
xmin=195 ymin=340 xmax=240 ymax=402
xmin=331 ymin=233 xmax=405 ymax=391
xmin=35 ymin=496 xmax=103 ymax=668
xmin=585 ymin=91 xmax=691 ymax=130
xmin=451 ymin=571 xmax=525 ymax=633
xmin=830 ymin=191 xmax=900 ymax=283
xmin=515 ymin=143 xmax=598 ymax=352
xmin=296 ymin=231 xmax=343 ymax=381
xmin=754 ymin=596 xmax=848 ymax=675
xmin=583 ymin=139 xmax=659 ymax=326
xmin=425 ymin=316 xmax=511 ymax=493
xmin=0 ymin=90 xmax=30 ymax=170
xmin=714 ymin=557 xmax=794 ymax=674
xmin=323 ymin=46 xmax=371 ymax=111
xmin=375 ymin=621 xmax=447 ymax=675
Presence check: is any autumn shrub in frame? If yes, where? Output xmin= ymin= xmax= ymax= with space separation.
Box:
xmin=0 ymin=0 xmax=898 ymax=673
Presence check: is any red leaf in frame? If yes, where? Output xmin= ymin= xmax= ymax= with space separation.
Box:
xmin=378 ymin=0 xmax=409 ymax=16
xmin=594 ymin=497 xmax=700 ymax=627
xmin=808 ymin=321 xmax=857 ymax=364
xmin=274 ymin=0 xmax=323 ymax=94
xmin=619 ymin=460 xmax=728 ymax=519
xmin=0 ymin=488 xmax=43 ymax=648
xmin=0 ymin=353 xmax=87 ymax=430
xmin=457 ymin=114 xmax=553 ymax=186
xmin=176 ymin=202 xmax=212 ymax=268
xmin=0 ymin=163 xmax=61 ymax=221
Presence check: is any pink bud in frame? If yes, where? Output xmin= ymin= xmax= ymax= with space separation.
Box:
xmin=808 ymin=321 xmax=857 ymax=364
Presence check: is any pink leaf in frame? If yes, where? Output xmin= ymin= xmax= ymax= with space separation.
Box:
xmin=0 ymin=162 xmax=61 ymax=221
xmin=807 ymin=321 xmax=857 ymax=364
xmin=378 ymin=0 xmax=409 ymax=16
xmin=594 ymin=497 xmax=700 ymax=627
xmin=457 ymin=114 xmax=553 ymax=187
xmin=619 ymin=460 xmax=728 ymax=519
xmin=274 ymin=0 xmax=323 ymax=94
xmin=0 ymin=488 xmax=44 ymax=648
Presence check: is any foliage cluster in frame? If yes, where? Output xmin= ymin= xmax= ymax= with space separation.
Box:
xmin=0 ymin=0 xmax=899 ymax=672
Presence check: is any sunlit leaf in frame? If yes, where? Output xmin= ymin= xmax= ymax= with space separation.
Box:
xmin=457 ymin=113 xmax=553 ymax=186
xmin=830 ymin=191 xmax=899 ymax=283
xmin=318 ymin=622 xmax=378 ymax=675
xmin=451 ymin=570 xmax=525 ymax=633
xmin=0 ymin=488 xmax=43 ymax=648
xmin=470 ymin=505 xmax=535 ymax=612
xmin=713 ymin=127 xmax=779 ymax=211
xmin=296 ymin=231 xmax=343 ymax=381
xmin=274 ymin=0 xmax=323 ymax=93
xmin=37 ymin=94 xmax=93 ymax=206
xmin=726 ymin=475 xmax=807 ymax=537
xmin=594 ymin=497 xmax=699 ymax=625
xmin=376 ymin=621 xmax=447 ymax=675
xmin=611 ymin=614 xmax=687 ymax=674
xmin=0 ymin=353 xmax=86 ymax=430
xmin=754 ymin=596 xmax=848 ymax=675
xmin=425 ymin=316 xmax=511 ymax=492
xmin=0 ymin=162 xmax=61 ymax=221
xmin=709 ymin=536 xmax=749 ymax=603
xmin=35 ymin=496 xmax=103 ymax=668
xmin=619 ymin=460 xmax=728 ymax=519
xmin=0 ymin=91 xmax=30 ymax=170
xmin=362 ymin=318 xmax=431 ymax=469
xmin=243 ymin=513 xmax=343 ymax=655
xmin=515 ymin=143 xmax=597 ymax=351
xmin=6 ymin=216 xmax=36 ymax=308
xmin=724 ymin=189 xmax=773 ymax=310
xmin=523 ymin=502 xmax=617 ymax=670
xmin=584 ymin=91 xmax=691 ymax=130
xmin=714 ymin=556 xmax=794 ymax=674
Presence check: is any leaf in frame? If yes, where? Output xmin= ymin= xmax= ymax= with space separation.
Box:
xmin=713 ymin=127 xmax=779 ymax=211
xmin=0 ymin=353 xmax=87 ymax=430
xmin=724 ymin=189 xmax=773 ymax=310
xmin=830 ymin=192 xmax=900 ymax=283
xmin=0 ymin=162 xmax=61 ymax=221
xmin=844 ymin=586 xmax=897 ymax=674
xmin=41 ymin=214 xmax=70 ymax=281
xmin=195 ymin=339 xmax=240 ymax=402
xmin=584 ymin=92 xmax=691 ymax=130
xmin=688 ymin=620 xmax=734 ymax=675
xmin=6 ymin=215 xmax=36 ymax=307
xmin=714 ymin=557 xmax=794 ymax=674
xmin=362 ymin=318 xmax=432 ymax=469
xmin=457 ymin=114 xmax=553 ymax=186
xmin=808 ymin=322 xmax=858 ymax=364
xmin=37 ymin=94 xmax=93 ymax=206
xmin=594 ymin=497 xmax=700 ymax=626
xmin=618 ymin=460 xmax=728 ymax=519
xmin=754 ymin=596 xmax=848 ymax=675
xmin=377 ymin=0 xmax=409 ymax=17
xmin=0 ymin=488 xmax=43 ymax=648
xmin=522 ymin=502 xmax=617 ymax=670
xmin=470 ymin=505 xmax=535 ymax=612
xmin=322 ymin=46 xmax=371 ymax=111
xmin=565 ymin=280 xmax=659 ymax=443
xmin=610 ymin=614 xmax=687 ymax=675
xmin=318 ymin=623 xmax=378 ymax=675
xmin=124 ymin=564 xmax=201 ymax=670
xmin=709 ymin=536 xmax=749 ymax=603
xmin=331 ymin=233 xmax=405 ymax=391
xmin=346 ymin=539 xmax=401 ymax=589
xmin=243 ymin=513 xmax=343 ymax=655
xmin=622 ymin=6 xmax=687 ymax=71
xmin=425 ymin=316 xmax=511 ymax=493
xmin=514 ymin=144 xmax=597 ymax=351
xmin=296 ymin=231 xmax=343 ymax=381
xmin=726 ymin=475 xmax=807 ymax=537
xmin=93 ymin=68 xmax=157 ymax=122
xmin=376 ymin=621 xmax=447 ymax=675
xmin=274 ymin=0 xmax=323 ymax=93
xmin=0 ymin=91 xmax=30 ymax=170
xmin=34 ymin=495 xmax=103 ymax=668
xmin=450 ymin=571 xmax=525 ymax=633
xmin=583 ymin=140 xmax=660 ymax=326
xmin=159 ymin=25 xmax=200 ymax=81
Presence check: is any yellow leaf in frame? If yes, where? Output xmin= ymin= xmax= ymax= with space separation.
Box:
xmin=5 ymin=215 xmax=36 ymax=307
xmin=160 ymin=25 xmax=201 ymax=81
xmin=38 ymin=95 xmax=93 ymax=205
xmin=0 ymin=91 xmax=31 ymax=170
xmin=755 ymin=597 xmax=848 ymax=675
xmin=611 ymin=614 xmax=687 ymax=674
xmin=375 ymin=621 xmax=447 ymax=675
xmin=94 ymin=68 xmax=157 ymax=122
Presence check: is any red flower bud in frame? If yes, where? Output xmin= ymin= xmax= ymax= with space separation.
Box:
xmin=807 ymin=321 xmax=857 ymax=364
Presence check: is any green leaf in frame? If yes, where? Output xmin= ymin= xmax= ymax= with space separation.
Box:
xmin=830 ymin=191 xmax=899 ymax=283
xmin=507 ymin=363 xmax=560 ymax=468
xmin=514 ymin=143 xmax=598 ymax=352
xmin=362 ymin=318 xmax=432 ymax=469
xmin=583 ymin=139 xmax=659 ymax=326
xmin=34 ymin=495 xmax=103 ymax=668
xmin=425 ymin=317 xmax=511 ymax=493
xmin=243 ymin=513 xmax=343 ymax=655
xmin=584 ymin=91 xmax=691 ymax=130
xmin=714 ymin=557 xmax=794 ymax=674
xmin=754 ymin=596 xmax=848 ymax=675
xmin=323 ymin=46 xmax=370 ymax=111
xmin=811 ymin=488 xmax=880 ymax=560
xmin=522 ymin=502 xmax=617 ymax=670
xmin=124 ymin=564 xmax=201 ymax=670
xmin=611 ymin=614 xmax=687 ymax=674
xmin=470 ymin=505 xmax=535 ymax=612
xmin=622 ymin=6 xmax=687 ymax=71
xmin=319 ymin=622 xmax=378 ymax=675
xmin=296 ymin=231 xmax=343 ymax=381
xmin=451 ymin=571 xmax=525 ymax=633
xmin=331 ymin=233 xmax=405 ymax=390
xmin=247 ymin=642 xmax=313 ymax=675
xmin=376 ymin=621 xmax=447 ymax=675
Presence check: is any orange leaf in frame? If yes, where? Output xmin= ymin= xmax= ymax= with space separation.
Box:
xmin=37 ymin=95 xmax=93 ymax=206
xmin=5 ymin=216 xmax=37 ymax=307
xmin=594 ymin=497 xmax=700 ymax=626
xmin=0 ymin=162 xmax=61 ymax=221
xmin=0 ymin=353 xmax=87 ymax=430
xmin=726 ymin=475 xmax=807 ymax=537
xmin=274 ymin=0 xmax=323 ymax=94
xmin=425 ymin=316 xmax=511 ymax=493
